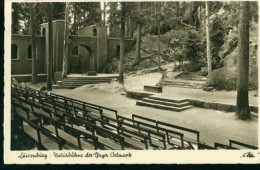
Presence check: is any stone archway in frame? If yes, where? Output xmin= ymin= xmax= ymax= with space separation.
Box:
xmin=69 ymin=44 xmax=94 ymax=74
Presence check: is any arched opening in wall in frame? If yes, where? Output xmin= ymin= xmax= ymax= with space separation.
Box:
xmin=27 ymin=45 xmax=37 ymax=60
xmin=69 ymin=45 xmax=93 ymax=73
xmin=69 ymin=46 xmax=80 ymax=73
xmin=11 ymin=44 xmax=18 ymax=60
xmin=28 ymin=45 xmax=32 ymax=59
xmin=72 ymin=46 xmax=78 ymax=56
xmin=42 ymin=28 xmax=46 ymax=36
xmin=93 ymin=28 xmax=97 ymax=36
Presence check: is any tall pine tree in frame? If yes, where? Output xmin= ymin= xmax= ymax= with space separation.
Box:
xmin=47 ymin=3 xmax=53 ymax=91
xmin=118 ymin=2 xmax=126 ymax=84
xmin=29 ymin=3 xmax=37 ymax=84
xmin=236 ymin=1 xmax=250 ymax=120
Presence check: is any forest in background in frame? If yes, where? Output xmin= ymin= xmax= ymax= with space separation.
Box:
xmin=12 ymin=1 xmax=258 ymax=91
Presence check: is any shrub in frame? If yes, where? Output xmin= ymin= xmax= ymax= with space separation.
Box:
xmin=206 ymin=67 xmax=237 ymax=90
xmin=206 ymin=66 xmax=258 ymax=91
xmin=181 ymin=59 xmax=206 ymax=72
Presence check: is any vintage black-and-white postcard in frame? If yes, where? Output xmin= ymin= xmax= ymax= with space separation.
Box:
xmin=4 ymin=0 xmax=260 ymax=164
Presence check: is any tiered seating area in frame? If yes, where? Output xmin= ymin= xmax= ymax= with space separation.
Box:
xmin=11 ymin=85 xmax=258 ymax=150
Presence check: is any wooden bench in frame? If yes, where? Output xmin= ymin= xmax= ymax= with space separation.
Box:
xmin=12 ymin=94 xmax=66 ymax=150
xmin=36 ymin=114 xmax=98 ymax=150
xmin=15 ymin=86 xmax=118 ymax=119
xmin=46 ymin=93 xmax=105 ymax=121
xmin=156 ymin=121 xmax=199 ymax=149
xmin=197 ymin=143 xmax=217 ymax=150
xmin=62 ymin=113 xmax=96 ymax=136
xmin=214 ymin=142 xmax=239 ymax=150
xmin=144 ymin=85 xmax=162 ymax=93
xmin=117 ymin=126 xmax=150 ymax=150
xmin=50 ymin=92 xmax=118 ymax=119
xmin=229 ymin=139 xmax=258 ymax=150
xmin=14 ymin=113 xmax=66 ymax=150
xmin=60 ymin=112 xmax=124 ymax=150
xmin=117 ymin=115 xmax=167 ymax=149
xmin=94 ymin=125 xmax=125 ymax=150
xmin=132 ymin=114 xmax=185 ymax=149
xmin=101 ymin=115 xmax=151 ymax=149
xmin=86 ymin=114 xmax=149 ymax=150
xmin=12 ymin=85 xmax=201 ymax=150
xmin=11 ymin=100 xmax=39 ymax=123
xmin=24 ymin=94 xmax=67 ymax=124
xmin=14 ymin=86 xmax=97 ymax=116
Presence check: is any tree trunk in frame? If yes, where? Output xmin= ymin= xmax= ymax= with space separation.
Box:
xmin=126 ymin=17 xmax=130 ymax=37
xmin=157 ymin=3 xmax=161 ymax=69
xmin=189 ymin=2 xmax=194 ymax=26
xmin=129 ymin=18 xmax=134 ymax=38
xmin=133 ymin=2 xmax=141 ymax=66
xmin=118 ymin=2 xmax=126 ymax=84
xmin=103 ymin=2 xmax=106 ymax=26
xmin=205 ymin=1 xmax=212 ymax=74
xmin=236 ymin=1 xmax=250 ymax=120
xmin=73 ymin=3 xmax=77 ymax=34
xmin=30 ymin=3 xmax=37 ymax=84
xmin=47 ymin=3 xmax=53 ymax=91
xmin=62 ymin=2 xmax=69 ymax=79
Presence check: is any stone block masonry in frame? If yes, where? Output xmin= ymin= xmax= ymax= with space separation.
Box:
xmin=144 ymin=85 xmax=162 ymax=93
xmin=126 ymin=91 xmax=154 ymax=100
xmin=188 ymin=99 xmax=258 ymax=115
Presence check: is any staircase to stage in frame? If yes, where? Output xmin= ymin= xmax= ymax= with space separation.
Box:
xmin=54 ymin=74 xmax=119 ymax=89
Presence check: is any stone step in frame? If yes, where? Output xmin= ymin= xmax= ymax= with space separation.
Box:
xmin=163 ymin=84 xmax=203 ymax=89
xmin=136 ymin=101 xmax=192 ymax=112
xmin=59 ymin=85 xmax=79 ymax=89
xmin=148 ymin=96 xmax=189 ymax=103
xmin=161 ymin=81 xmax=205 ymax=89
xmin=61 ymin=82 xmax=110 ymax=86
xmin=57 ymin=81 xmax=62 ymax=85
xmin=62 ymin=79 xmax=112 ymax=82
xmin=60 ymin=80 xmax=112 ymax=89
xmin=52 ymin=84 xmax=63 ymax=89
xmin=126 ymin=91 xmax=154 ymax=100
xmin=61 ymin=81 xmax=111 ymax=84
xmin=163 ymin=80 xmax=206 ymax=85
xmin=142 ymin=98 xmax=191 ymax=107
xmin=65 ymin=77 xmax=115 ymax=80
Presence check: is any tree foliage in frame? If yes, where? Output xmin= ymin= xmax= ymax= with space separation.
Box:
xmin=12 ymin=2 xmax=101 ymax=35
xmin=70 ymin=2 xmax=101 ymax=34
xmin=11 ymin=1 xmax=258 ymax=89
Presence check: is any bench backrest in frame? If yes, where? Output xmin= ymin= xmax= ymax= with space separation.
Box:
xmin=156 ymin=121 xmax=199 ymax=143
xmin=198 ymin=143 xmax=217 ymax=150
xmin=50 ymin=92 xmax=118 ymax=118
xmin=117 ymin=115 xmax=167 ymax=149
xmin=229 ymin=140 xmax=258 ymax=150
xmin=214 ymin=142 xmax=239 ymax=150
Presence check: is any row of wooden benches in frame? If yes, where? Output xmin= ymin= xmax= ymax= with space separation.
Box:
xmin=11 ymin=85 xmax=258 ymax=150
xmin=11 ymin=85 xmax=198 ymax=150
